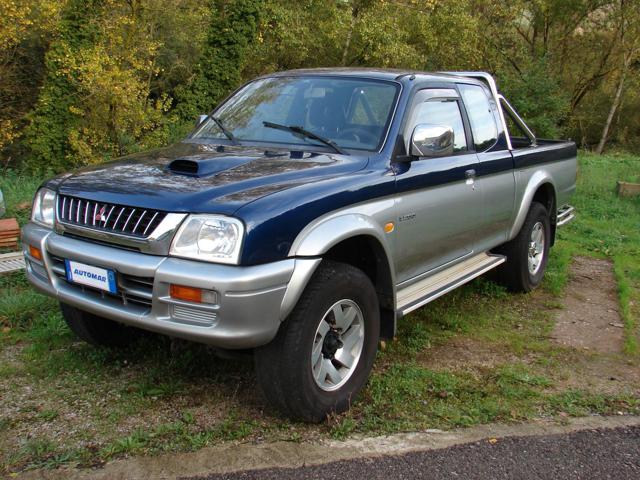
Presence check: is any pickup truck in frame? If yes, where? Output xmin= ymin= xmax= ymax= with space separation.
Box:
xmin=23 ymin=69 xmax=576 ymax=422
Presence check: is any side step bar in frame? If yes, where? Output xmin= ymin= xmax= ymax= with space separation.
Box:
xmin=396 ymin=253 xmax=506 ymax=316
xmin=556 ymin=205 xmax=575 ymax=227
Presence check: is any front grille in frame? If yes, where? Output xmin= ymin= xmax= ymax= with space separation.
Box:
xmin=49 ymin=254 xmax=154 ymax=311
xmin=57 ymin=195 xmax=167 ymax=238
xmin=62 ymin=232 xmax=142 ymax=252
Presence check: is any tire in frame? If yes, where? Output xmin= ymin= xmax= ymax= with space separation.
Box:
xmin=60 ymin=302 xmax=138 ymax=348
xmin=494 ymin=201 xmax=551 ymax=292
xmin=254 ymin=260 xmax=380 ymax=422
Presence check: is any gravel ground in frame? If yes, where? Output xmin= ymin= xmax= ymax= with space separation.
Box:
xmin=192 ymin=425 xmax=640 ymax=480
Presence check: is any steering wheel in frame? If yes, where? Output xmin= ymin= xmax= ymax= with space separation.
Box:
xmin=337 ymin=128 xmax=378 ymax=145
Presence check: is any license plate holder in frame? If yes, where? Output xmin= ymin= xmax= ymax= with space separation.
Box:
xmin=65 ymin=259 xmax=117 ymax=294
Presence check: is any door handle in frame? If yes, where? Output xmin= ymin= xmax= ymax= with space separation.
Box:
xmin=465 ymin=169 xmax=476 ymax=188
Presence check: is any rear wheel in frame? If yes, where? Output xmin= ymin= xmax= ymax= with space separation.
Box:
xmin=60 ymin=302 xmax=139 ymax=348
xmin=254 ymin=261 xmax=380 ymax=422
xmin=494 ymin=201 xmax=551 ymax=292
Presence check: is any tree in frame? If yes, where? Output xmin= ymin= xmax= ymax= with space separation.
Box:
xmin=596 ymin=0 xmax=639 ymax=154
xmin=23 ymin=0 xmax=103 ymax=171
xmin=473 ymin=0 xmax=631 ymax=140
xmin=0 ymin=0 xmax=63 ymax=166
xmin=344 ymin=0 xmax=479 ymax=70
xmin=3 ymin=0 xmax=640 ymax=172
xmin=61 ymin=0 xmax=172 ymax=163
xmin=22 ymin=0 xmax=208 ymax=169
xmin=0 ymin=0 xmax=33 ymax=158
xmin=242 ymin=0 xmax=347 ymax=76
xmin=174 ymin=0 xmax=261 ymax=122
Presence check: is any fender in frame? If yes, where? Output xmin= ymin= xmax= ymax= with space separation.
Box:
xmin=279 ymin=258 xmax=322 ymax=320
xmin=281 ymin=199 xmax=398 ymax=319
xmin=509 ymin=169 xmax=557 ymax=240
xmin=291 ymin=213 xmax=392 ymax=258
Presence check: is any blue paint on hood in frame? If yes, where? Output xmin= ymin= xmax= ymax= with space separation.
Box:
xmin=53 ymin=142 xmax=369 ymax=215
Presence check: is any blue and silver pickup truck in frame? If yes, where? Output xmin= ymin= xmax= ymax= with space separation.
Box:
xmin=24 ymin=69 xmax=576 ymax=421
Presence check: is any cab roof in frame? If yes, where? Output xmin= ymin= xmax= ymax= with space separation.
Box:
xmin=266 ymin=67 xmax=484 ymax=85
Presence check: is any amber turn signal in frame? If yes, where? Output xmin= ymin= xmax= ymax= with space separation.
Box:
xmin=170 ymin=284 xmax=202 ymax=303
xmin=169 ymin=284 xmax=218 ymax=304
xmin=29 ymin=245 xmax=43 ymax=261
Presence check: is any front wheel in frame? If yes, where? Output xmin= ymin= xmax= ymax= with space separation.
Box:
xmin=254 ymin=261 xmax=380 ymax=422
xmin=494 ymin=201 xmax=551 ymax=292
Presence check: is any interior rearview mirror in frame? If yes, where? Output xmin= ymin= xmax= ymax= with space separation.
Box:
xmin=410 ymin=124 xmax=454 ymax=158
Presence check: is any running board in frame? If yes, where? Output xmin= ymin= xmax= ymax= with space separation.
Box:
xmin=396 ymin=253 xmax=506 ymax=316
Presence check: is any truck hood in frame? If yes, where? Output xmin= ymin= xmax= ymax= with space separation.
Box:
xmin=53 ymin=142 xmax=368 ymax=215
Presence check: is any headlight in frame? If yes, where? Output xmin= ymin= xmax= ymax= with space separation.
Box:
xmin=170 ymin=215 xmax=244 ymax=264
xmin=31 ymin=188 xmax=57 ymax=228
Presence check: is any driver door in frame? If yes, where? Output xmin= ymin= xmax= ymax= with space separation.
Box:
xmin=394 ymin=88 xmax=483 ymax=284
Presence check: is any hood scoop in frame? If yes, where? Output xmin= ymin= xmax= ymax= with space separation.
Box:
xmin=167 ymin=159 xmax=199 ymax=175
xmin=167 ymin=156 xmax=254 ymax=177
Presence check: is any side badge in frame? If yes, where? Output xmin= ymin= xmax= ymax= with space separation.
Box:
xmin=398 ymin=213 xmax=416 ymax=222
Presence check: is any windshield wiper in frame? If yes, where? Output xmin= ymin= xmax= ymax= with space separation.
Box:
xmin=205 ymin=114 xmax=238 ymax=145
xmin=262 ymin=121 xmax=346 ymax=155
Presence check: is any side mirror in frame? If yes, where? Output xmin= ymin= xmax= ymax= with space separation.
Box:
xmin=196 ymin=114 xmax=208 ymax=127
xmin=410 ymin=124 xmax=454 ymax=158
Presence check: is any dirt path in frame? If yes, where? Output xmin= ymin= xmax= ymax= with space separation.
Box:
xmin=413 ymin=255 xmax=638 ymax=397
xmin=552 ymin=256 xmax=624 ymax=353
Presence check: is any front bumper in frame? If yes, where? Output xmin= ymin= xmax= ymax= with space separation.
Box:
xmin=22 ymin=223 xmax=320 ymax=349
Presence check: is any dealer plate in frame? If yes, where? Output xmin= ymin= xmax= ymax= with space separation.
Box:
xmin=65 ymin=259 xmax=117 ymax=294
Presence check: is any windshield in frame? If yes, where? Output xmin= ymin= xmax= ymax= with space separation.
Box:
xmin=190 ymin=76 xmax=399 ymax=152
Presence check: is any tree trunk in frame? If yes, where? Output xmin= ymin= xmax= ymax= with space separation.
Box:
xmin=595 ymin=65 xmax=626 ymax=154
xmin=341 ymin=9 xmax=357 ymax=66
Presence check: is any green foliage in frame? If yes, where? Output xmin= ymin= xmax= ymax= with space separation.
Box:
xmin=1 ymin=0 xmax=639 ymax=171
xmin=0 ymin=0 xmax=63 ymax=160
xmin=22 ymin=0 xmax=102 ymax=172
xmin=499 ymin=59 xmax=569 ymax=138
xmin=20 ymin=0 xmax=207 ymax=171
xmin=0 ymin=169 xmax=44 ymax=224
xmin=243 ymin=0 xmax=346 ymax=74
xmin=175 ymin=0 xmax=261 ymax=121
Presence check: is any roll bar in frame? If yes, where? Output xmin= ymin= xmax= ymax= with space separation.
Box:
xmin=440 ymin=71 xmax=537 ymax=150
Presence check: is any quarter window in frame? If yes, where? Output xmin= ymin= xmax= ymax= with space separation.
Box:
xmin=458 ymin=84 xmax=498 ymax=151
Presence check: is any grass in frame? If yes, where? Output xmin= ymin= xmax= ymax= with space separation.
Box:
xmin=0 ymin=153 xmax=638 ymax=474
xmin=0 ymin=170 xmax=45 ymax=226
xmin=614 ymin=257 xmax=638 ymax=354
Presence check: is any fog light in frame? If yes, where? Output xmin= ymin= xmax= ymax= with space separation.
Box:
xmin=170 ymin=284 xmax=217 ymax=304
xmin=29 ymin=245 xmax=43 ymax=261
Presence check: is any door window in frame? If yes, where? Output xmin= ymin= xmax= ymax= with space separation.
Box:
xmin=413 ymin=100 xmax=467 ymax=152
xmin=405 ymin=89 xmax=468 ymax=154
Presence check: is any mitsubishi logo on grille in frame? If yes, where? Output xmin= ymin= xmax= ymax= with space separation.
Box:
xmin=95 ymin=206 xmax=107 ymax=223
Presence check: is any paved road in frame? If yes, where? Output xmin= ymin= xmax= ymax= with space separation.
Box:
xmin=191 ymin=425 xmax=640 ymax=480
